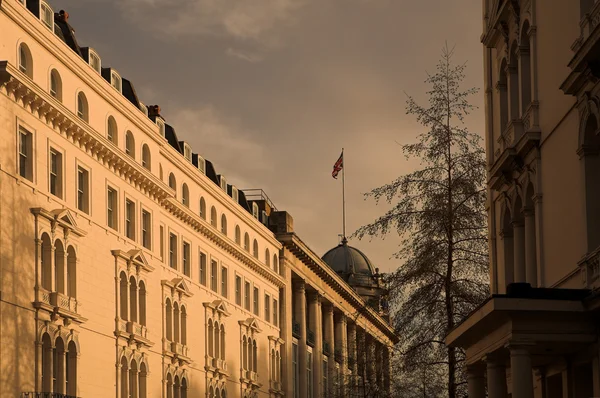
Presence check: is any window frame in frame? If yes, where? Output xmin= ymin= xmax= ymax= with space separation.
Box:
xmin=17 ymin=122 xmax=35 ymax=182
xmin=106 ymin=184 xmax=119 ymax=231
xmin=40 ymin=1 xmax=54 ymax=30
xmin=169 ymin=232 xmax=178 ymax=270
xmin=48 ymin=145 xmax=64 ymax=199
xmin=221 ymin=265 xmax=228 ymax=298
xmin=210 ymin=258 xmax=219 ymax=292
xmin=76 ymin=162 xmax=90 ymax=214
xmin=141 ymin=208 xmax=152 ymax=250
xmin=76 ymin=92 xmax=89 ymax=122
xmin=182 ymin=240 xmax=191 ymax=277
xmin=199 ymin=250 xmax=207 ymax=286
xmin=235 ymin=275 xmax=242 ymax=306
xmin=49 ymin=69 xmax=62 ymax=101
xmin=124 ymin=196 xmax=136 ymax=241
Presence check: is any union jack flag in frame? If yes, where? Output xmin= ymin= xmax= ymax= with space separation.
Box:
xmin=332 ymin=151 xmax=343 ymax=179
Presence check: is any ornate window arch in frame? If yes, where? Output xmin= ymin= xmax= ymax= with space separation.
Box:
xmin=204 ymin=300 xmax=230 ymax=375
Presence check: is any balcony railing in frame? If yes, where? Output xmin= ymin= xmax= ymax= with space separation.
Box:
xmin=323 ymin=341 xmax=331 ymax=356
xmin=246 ymin=370 xmax=258 ymax=382
xmin=126 ymin=321 xmax=148 ymax=339
xmin=171 ymin=341 xmax=189 ymax=358
xmin=306 ymin=329 xmax=315 ymax=347
xmin=292 ymin=320 xmax=301 ymax=338
xmin=21 ymin=393 xmax=79 ymax=398
xmin=579 ymin=246 xmax=600 ymax=288
xmin=270 ymin=380 xmax=282 ymax=391
xmin=210 ymin=357 xmax=228 ymax=372
xmin=574 ymin=0 xmax=600 ymax=53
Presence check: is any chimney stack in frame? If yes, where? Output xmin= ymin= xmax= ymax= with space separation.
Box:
xmin=148 ymin=105 xmax=161 ymax=118
xmin=58 ymin=10 xmax=69 ymax=22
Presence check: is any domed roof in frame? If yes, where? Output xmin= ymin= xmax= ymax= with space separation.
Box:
xmin=322 ymin=238 xmax=376 ymax=279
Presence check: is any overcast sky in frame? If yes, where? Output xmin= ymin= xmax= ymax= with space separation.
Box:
xmin=53 ymin=0 xmax=484 ymax=273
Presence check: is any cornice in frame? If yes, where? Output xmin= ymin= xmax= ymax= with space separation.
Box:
xmin=0 ymin=61 xmax=285 ymax=289
xmin=159 ymin=146 xmax=282 ymax=250
xmin=1 ymin=0 xmax=165 ymax=146
xmin=277 ymin=232 xmax=398 ymax=344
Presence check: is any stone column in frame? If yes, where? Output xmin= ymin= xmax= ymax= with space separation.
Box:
xmin=57 ymin=348 xmax=67 ymax=393
xmin=308 ymin=292 xmax=322 ymax=398
xmin=347 ymin=322 xmax=358 ymax=392
xmin=36 ymin=341 xmax=43 ymax=391
xmin=50 ymin=245 xmax=56 ymax=292
xmin=467 ymin=364 xmax=486 ymax=398
xmin=282 ymin=280 xmax=294 ymax=398
xmin=383 ymin=347 xmax=391 ymax=394
xmin=63 ymin=250 xmax=69 ymax=297
xmin=513 ymin=220 xmax=526 ymax=282
xmin=486 ymin=358 xmax=508 ymax=398
xmin=510 ymin=346 xmax=534 ymax=398
xmin=524 ymin=208 xmax=537 ymax=286
xmin=334 ymin=313 xmax=347 ymax=394
xmin=294 ymin=281 xmax=307 ymax=398
xmin=366 ymin=334 xmax=376 ymax=387
xmin=375 ymin=343 xmax=382 ymax=390
xmin=325 ymin=305 xmax=335 ymax=394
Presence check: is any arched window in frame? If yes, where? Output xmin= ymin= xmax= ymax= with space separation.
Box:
xmin=253 ymin=240 xmax=259 ymax=259
xmin=508 ymin=42 xmax=519 ymax=121
xmin=41 ymin=233 xmax=52 ymax=291
xmin=200 ymin=197 xmax=206 ymax=220
xmin=119 ymin=272 xmax=128 ymax=320
xmin=50 ymin=69 xmax=62 ymax=100
xmin=41 ymin=333 xmax=52 ymax=391
xmin=55 ymin=338 xmax=66 ymax=393
xmin=273 ymin=254 xmax=279 ymax=273
xmin=129 ymin=360 xmax=138 ymax=398
xmin=139 ymin=362 xmax=148 ymax=398
xmin=173 ymin=376 xmax=180 ymax=398
xmin=182 ymin=184 xmax=190 ymax=207
xmin=221 ymin=214 xmax=228 ymax=235
xmin=210 ymin=206 xmax=217 ymax=227
xmin=107 ymin=116 xmax=118 ymax=144
xmin=166 ymin=374 xmax=173 ymax=398
xmin=181 ymin=378 xmax=188 ymax=398
xmin=67 ymin=246 xmax=76 ymax=298
xmin=129 ymin=276 xmax=137 ymax=323
xmin=265 ymin=249 xmax=270 ymax=267
xmin=499 ymin=59 xmax=508 ymax=133
xmin=77 ymin=92 xmax=89 ymax=122
xmin=214 ymin=321 xmax=220 ymax=359
xmin=220 ymin=324 xmax=225 ymax=360
xmin=181 ymin=305 xmax=187 ymax=345
xmin=169 ymin=173 xmax=176 ymax=191
xmin=216 ymin=388 xmax=221 ymax=398
xmin=141 ymin=144 xmax=151 ymax=170
xmin=54 ymin=240 xmax=65 ymax=294
xmin=120 ymin=357 xmax=129 ymax=398
xmin=248 ymin=338 xmax=253 ymax=372
xmin=173 ymin=302 xmax=180 ymax=343
xmin=139 ymin=281 xmax=147 ymax=326
xmin=125 ymin=131 xmax=135 ymax=158
xmin=244 ymin=233 xmax=250 ymax=252
xmin=19 ymin=43 xmax=33 ymax=78
xmin=208 ymin=320 xmax=214 ymax=357
xmin=159 ymin=164 xmax=164 ymax=180
xmin=252 ymin=340 xmax=258 ymax=372
xmin=520 ymin=21 xmax=532 ymax=114
xmin=242 ymin=336 xmax=248 ymax=370
xmin=66 ymin=341 xmax=77 ymax=395
xmin=271 ymin=349 xmax=276 ymax=380
xmin=235 ymin=226 xmax=241 ymax=245
xmin=165 ymin=299 xmax=172 ymax=341
xmin=209 ymin=387 xmax=214 ymax=398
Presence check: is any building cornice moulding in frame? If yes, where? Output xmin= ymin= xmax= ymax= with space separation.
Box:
xmin=0 ymin=61 xmax=285 ymax=289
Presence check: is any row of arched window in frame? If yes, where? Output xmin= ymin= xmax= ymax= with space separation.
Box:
xmin=119 ymin=272 xmax=147 ymax=326
xmin=40 ymin=333 xmax=78 ymax=396
xmin=207 ymin=386 xmax=227 ymax=398
xmin=207 ymin=319 xmax=226 ymax=360
xmin=119 ymin=357 xmax=148 ymax=398
xmin=270 ymin=349 xmax=282 ymax=383
xmin=165 ymin=298 xmax=188 ymax=345
xmin=40 ymin=233 xmax=77 ymax=298
xmin=242 ymin=335 xmax=258 ymax=373
xmin=166 ymin=373 xmax=188 ymax=398
xmin=107 ymin=116 xmax=152 ymax=170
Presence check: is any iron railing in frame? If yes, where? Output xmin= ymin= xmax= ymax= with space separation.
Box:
xmin=21 ymin=393 xmax=79 ymax=398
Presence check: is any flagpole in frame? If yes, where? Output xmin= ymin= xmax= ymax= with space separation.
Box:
xmin=342 ymin=148 xmax=346 ymax=241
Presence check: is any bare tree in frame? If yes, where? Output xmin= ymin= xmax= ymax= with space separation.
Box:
xmin=353 ymin=45 xmax=489 ymax=398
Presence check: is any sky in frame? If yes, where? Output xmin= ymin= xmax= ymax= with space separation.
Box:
xmin=52 ymin=0 xmax=485 ymax=273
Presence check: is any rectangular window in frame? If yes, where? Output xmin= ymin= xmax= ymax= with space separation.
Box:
xmin=125 ymin=199 xmax=135 ymax=240
xmin=89 ymin=53 xmax=101 ymax=73
xmin=169 ymin=233 xmax=177 ymax=269
xmin=265 ymin=294 xmax=271 ymax=322
xmin=199 ymin=252 xmax=207 ymax=286
xmin=19 ymin=127 xmax=33 ymax=181
xmin=210 ymin=260 xmax=218 ymax=292
xmin=221 ymin=266 xmax=228 ymax=297
xmin=253 ymin=287 xmax=259 ymax=315
xmin=183 ymin=242 xmax=191 ymax=277
xmin=235 ymin=276 xmax=242 ymax=306
xmin=107 ymin=187 xmax=117 ymax=230
xmin=49 ymin=148 xmax=62 ymax=198
xmin=307 ymin=351 xmax=313 ymax=398
xmin=141 ymin=210 xmax=151 ymax=249
xmin=41 ymin=3 xmax=53 ymax=29
xmin=111 ymin=72 xmax=121 ymax=92
xmin=273 ymin=298 xmax=279 ymax=327
xmin=159 ymin=225 xmax=164 ymax=260
xmin=77 ymin=167 xmax=89 ymax=213
xmin=244 ymin=281 xmax=251 ymax=311
xmin=293 ymin=343 xmax=299 ymax=398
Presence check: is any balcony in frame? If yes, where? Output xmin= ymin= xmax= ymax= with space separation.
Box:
xmin=323 ymin=341 xmax=331 ymax=356
xmin=292 ymin=320 xmax=301 ymax=339
xmin=21 ymin=393 xmax=79 ymax=398
xmin=579 ymin=246 xmax=600 ymax=288
xmin=209 ymin=357 xmax=228 ymax=374
xmin=269 ymin=380 xmax=282 ymax=393
xmin=34 ymin=289 xmax=85 ymax=324
xmin=164 ymin=341 xmax=191 ymax=365
xmin=306 ymin=329 xmax=315 ymax=347
xmin=246 ymin=370 xmax=258 ymax=382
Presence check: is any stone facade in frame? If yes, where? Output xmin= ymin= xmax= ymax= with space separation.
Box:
xmin=447 ymin=0 xmax=600 ymax=397
xmin=0 ymin=1 xmax=397 ymax=397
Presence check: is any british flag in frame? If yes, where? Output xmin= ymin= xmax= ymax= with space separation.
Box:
xmin=332 ymin=151 xmax=343 ymax=179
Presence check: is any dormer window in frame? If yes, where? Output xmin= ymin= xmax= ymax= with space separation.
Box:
xmin=110 ymin=71 xmax=122 ymax=93
xmin=139 ymin=102 xmax=148 ymax=117
xmin=157 ymin=120 xmax=165 ymax=138
xmin=183 ymin=143 xmax=192 ymax=162
xmin=219 ymin=176 xmax=227 ymax=191
xmin=40 ymin=2 xmax=53 ymax=30
xmin=197 ymin=155 xmax=206 ymax=175
xmin=252 ymin=203 xmax=259 ymax=219
xmin=232 ymin=187 xmax=239 ymax=203
xmin=89 ymin=51 xmax=101 ymax=74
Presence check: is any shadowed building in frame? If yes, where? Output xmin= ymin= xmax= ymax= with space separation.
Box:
xmin=0 ymin=0 xmax=397 ymax=397
xmin=446 ymin=0 xmax=600 ymax=396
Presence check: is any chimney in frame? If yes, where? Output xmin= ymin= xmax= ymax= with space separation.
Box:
xmin=148 ymin=105 xmax=161 ymax=118
xmin=269 ymin=211 xmax=294 ymax=234
xmin=58 ymin=10 xmax=69 ymax=22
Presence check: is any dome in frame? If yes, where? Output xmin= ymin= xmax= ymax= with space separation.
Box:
xmin=322 ymin=238 xmax=376 ymax=280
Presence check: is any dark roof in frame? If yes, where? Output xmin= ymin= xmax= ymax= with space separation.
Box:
xmin=164 ymin=124 xmax=182 ymax=153
xmin=122 ymin=78 xmax=141 ymax=109
xmin=53 ymin=12 xmax=82 ymax=56
xmin=322 ymin=238 xmax=376 ymax=281
xmin=503 ymin=283 xmax=591 ymax=301
xmin=205 ymin=160 xmax=219 ymax=185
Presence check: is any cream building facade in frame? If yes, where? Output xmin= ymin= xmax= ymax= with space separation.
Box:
xmin=0 ymin=0 xmax=397 ymax=397
xmin=447 ymin=0 xmax=600 ymax=397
